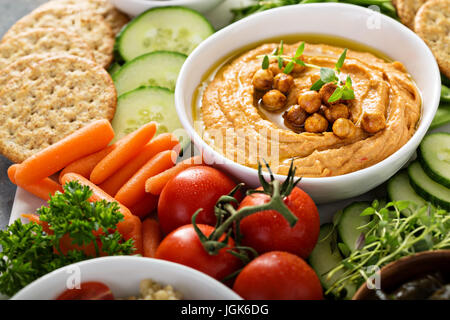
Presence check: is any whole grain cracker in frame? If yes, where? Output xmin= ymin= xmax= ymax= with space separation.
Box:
xmin=394 ymin=0 xmax=429 ymax=29
xmin=0 ymin=54 xmax=117 ymax=163
xmin=415 ymin=0 xmax=450 ymax=78
xmin=2 ymin=5 xmax=114 ymax=67
xmin=49 ymin=0 xmax=129 ymax=34
xmin=0 ymin=28 xmax=95 ymax=69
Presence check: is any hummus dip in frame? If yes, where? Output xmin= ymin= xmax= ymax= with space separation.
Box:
xmin=198 ymin=42 xmax=421 ymax=177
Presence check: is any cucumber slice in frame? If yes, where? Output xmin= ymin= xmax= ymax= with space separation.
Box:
xmin=387 ymin=170 xmax=426 ymax=211
xmin=112 ymin=86 xmax=189 ymax=149
xmin=309 ymin=224 xmax=356 ymax=299
xmin=113 ymin=51 xmax=187 ymax=96
xmin=108 ymin=62 xmax=121 ymax=76
xmin=337 ymin=202 xmax=371 ymax=252
xmin=418 ymin=133 xmax=450 ymax=188
xmin=116 ymin=7 xmax=214 ymax=62
xmin=441 ymin=84 xmax=450 ymax=103
xmin=430 ymin=104 xmax=450 ymax=130
xmin=408 ymin=161 xmax=450 ymax=210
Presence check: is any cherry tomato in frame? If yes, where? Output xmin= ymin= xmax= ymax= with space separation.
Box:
xmin=155 ymin=224 xmax=241 ymax=281
xmin=56 ymin=281 xmax=114 ymax=300
xmin=238 ymin=186 xmax=320 ymax=259
xmin=158 ymin=166 xmax=239 ymax=234
xmin=233 ymin=251 xmax=323 ymax=300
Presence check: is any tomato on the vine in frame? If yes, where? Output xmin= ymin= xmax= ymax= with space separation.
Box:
xmin=238 ymin=186 xmax=320 ymax=259
xmin=158 ymin=166 xmax=239 ymax=235
xmin=155 ymin=224 xmax=242 ymax=281
xmin=233 ymin=251 xmax=323 ymax=300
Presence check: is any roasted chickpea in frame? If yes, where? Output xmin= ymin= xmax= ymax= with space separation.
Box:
xmin=283 ymin=104 xmax=307 ymax=133
xmin=252 ymin=69 xmax=274 ymax=91
xmin=304 ymin=113 xmax=329 ymax=133
xmin=332 ymin=118 xmax=356 ymax=138
xmin=319 ymin=105 xmax=328 ymax=116
xmin=323 ymin=103 xmax=350 ymax=123
xmin=273 ymin=73 xmax=294 ymax=93
xmin=262 ymin=89 xmax=286 ymax=111
xmin=319 ymin=83 xmax=341 ymax=106
xmin=269 ymin=62 xmax=283 ymax=76
xmin=290 ymin=57 xmax=306 ymax=73
xmin=298 ymin=90 xmax=321 ymax=114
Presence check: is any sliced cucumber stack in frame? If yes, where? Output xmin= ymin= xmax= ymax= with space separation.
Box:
xmin=309 ymin=224 xmax=356 ymax=299
xmin=112 ymin=86 xmax=189 ymax=149
xmin=113 ymin=51 xmax=187 ymax=96
xmin=418 ymin=133 xmax=450 ymax=188
xmin=116 ymin=7 xmax=214 ymax=62
xmin=337 ymin=202 xmax=371 ymax=252
xmin=408 ymin=161 xmax=450 ymax=210
xmin=387 ymin=170 xmax=426 ymax=211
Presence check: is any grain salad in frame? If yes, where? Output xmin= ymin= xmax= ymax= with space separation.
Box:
xmin=125 ymin=279 xmax=182 ymax=300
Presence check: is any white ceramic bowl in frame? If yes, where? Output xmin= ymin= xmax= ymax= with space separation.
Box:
xmin=111 ymin=0 xmax=224 ymax=16
xmin=175 ymin=3 xmax=441 ymax=203
xmin=11 ymin=256 xmax=242 ymax=300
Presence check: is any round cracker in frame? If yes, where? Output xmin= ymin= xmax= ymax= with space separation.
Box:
xmin=0 ymin=28 xmax=95 ymax=69
xmin=415 ymin=0 xmax=450 ymax=78
xmin=394 ymin=0 xmax=429 ymax=29
xmin=2 ymin=5 xmax=114 ymax=67
xmin=0 ymin=54 xmax=117 ymax=163
xmin=49 ymin=0 xmax=129 ymax=34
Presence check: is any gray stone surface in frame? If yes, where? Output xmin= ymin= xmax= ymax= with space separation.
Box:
xmin=0 ymin=0 xmax=48 ymax=230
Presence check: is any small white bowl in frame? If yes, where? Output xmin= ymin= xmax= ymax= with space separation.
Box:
xmin=111 ymin=0 xmax=224 ymax=16
xmin=175 ymin=3 xmax=441 ymax=203
xmin=11 ymin=256 xmax=242 ymax=300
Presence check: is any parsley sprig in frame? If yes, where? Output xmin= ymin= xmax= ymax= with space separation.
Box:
xmin=0 ymin=181 xmax=134 ymax=297
xmin=260 ymin=41 xmax=355 ymax=103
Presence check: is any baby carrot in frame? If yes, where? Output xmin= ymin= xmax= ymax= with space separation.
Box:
xmin=9 ymin=164 xmax=63 ymax=201
xmin=21 ymin=178 xmax=63 ymax=201
xmin=115 ymin=150 xmax=176 ymax=208
xmin=99 ymin=133 xmax=180 ymax=196
xmin=145 ymin=155 xmax=204 ymax=195
xmin=142 ymin=218 xmax=163 ymax=258
xmin=14 ymin=119 xmax=114 ymax=186
xmin=7 ymin=164 xmax=19 ymax=184
xmin=59 ymin=144 xmax=117 ymax=183
xmin=60 ymin=172 xmax=132 ymax=218
xmin=128 ymin=194 xmax=158 ymax=219
xmin=90 ymin=122 xmax=157 ymax=185
xmin=118 ymin=214 xmax=143 ymax=255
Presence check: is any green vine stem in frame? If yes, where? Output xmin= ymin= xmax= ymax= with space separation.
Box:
xmin=191 ymin=160 xmax=300 ymax=258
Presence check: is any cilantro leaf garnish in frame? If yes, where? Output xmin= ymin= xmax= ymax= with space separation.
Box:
xmin=335 ymin=48 xmax=347 ymax=72
xmin=259 ymin=41 xmax=355 ymax=103
xmin=309 ymin=48 xmax=354 ymax=103
xmin=262 ymin=55 xmax=270 ymax=70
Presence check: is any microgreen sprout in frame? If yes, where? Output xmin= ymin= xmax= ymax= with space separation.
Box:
xmin=324 ymin=200 xmax=450 ymax=298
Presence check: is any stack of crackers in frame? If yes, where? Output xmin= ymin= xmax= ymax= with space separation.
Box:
xmin=0 ymin=0 xmax=129 ymax=163
xmin=393 ymin=0 xmax=450 ymax=79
